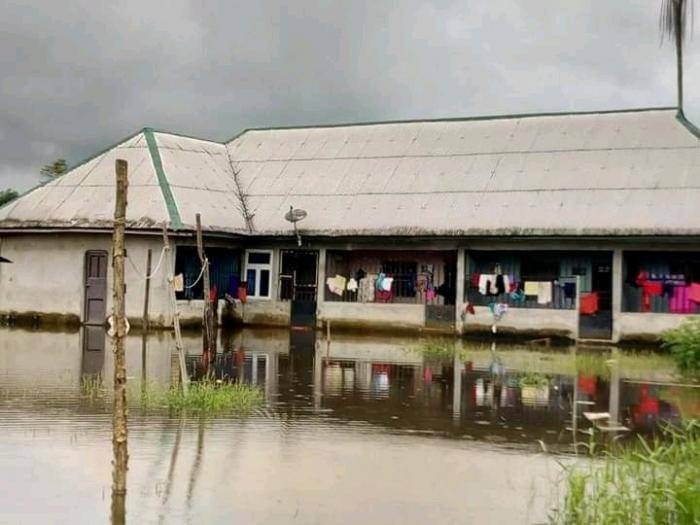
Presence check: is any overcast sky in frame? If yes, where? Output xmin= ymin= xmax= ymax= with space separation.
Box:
xmin=1 ymin=0 xmax=698 ymax=190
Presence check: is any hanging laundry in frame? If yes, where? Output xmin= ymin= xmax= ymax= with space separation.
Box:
xmin=537 ymin=282 xmax=552 ymax=304
xmin=580 ymin=292 xmax=599 ymax=315
xmin=426 ymin=287 xmax=437 ymax=302
xmin=416 ymin=273 xmax=429 ymax=292
xmin=470 ymin=273 xmax=480 ymax=288
xmin=563 ymin=282 xmax=576 ymax=299
xmin=689 ymin=283 xmax=700 ymax=304
xmin=509 ymin=289 xmax=526 ymax=302
xmin=381 ymin=277 xmax=394 ymax=292
xmin=495 ymin=274 xmax=505 ymax=295
xmin=375 ymin=289 xmax=393 ymax=303
xmin=488 ymin=302 xmax=508 ymax=321
xmin=478 ymin=274 xmax=495 ymax=295
xmin=326 ymin=275 xmax=347 ymax=296
xmin=358 ymin=275 xmax=376 ymax=302
xmin=347 ymin=278 xmax=358 ymax=292
xmin=523 ymin=281 xmax=539 ymax=296
xmin=173 ymin=273 xmax=184 ymax=292
xmin=670 ymin=285 xmax=694 ymax=313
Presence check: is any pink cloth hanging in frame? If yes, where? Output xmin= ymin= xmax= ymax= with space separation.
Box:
xmin=689 ymin=283 xmax=700 ymax=304
xmin=669 ymin=285 xmax=694 ymax=314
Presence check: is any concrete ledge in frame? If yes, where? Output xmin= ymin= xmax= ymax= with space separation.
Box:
xmin=461 ymin=306 xmax=577 ymax=341
xmin=617 ymin=312 xmax=699 ymax=344
xmin=319 ymin=302 xmax=426 ymax=333
xmin=240 ymin=300 xmax=291 ymax=327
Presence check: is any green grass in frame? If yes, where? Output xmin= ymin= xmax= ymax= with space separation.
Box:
xmin=663 ymin=318 xmax=700 ymax=376
xmin=135 ymin=380 xmax=263 ymax=413
xmin=407 ymin=340 xmax=677 ymax=380
xmin=551 ymin=420 xmax=700 ymax=524
xmin=78 ymin=375 xmax=263 ymax=414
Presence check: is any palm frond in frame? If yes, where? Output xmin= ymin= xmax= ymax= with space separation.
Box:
xmin=660 ymin=0 xmax=694 ymax=42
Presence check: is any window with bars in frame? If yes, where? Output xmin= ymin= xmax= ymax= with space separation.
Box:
xmin=380 ymin=261 xmax=417 ymax=298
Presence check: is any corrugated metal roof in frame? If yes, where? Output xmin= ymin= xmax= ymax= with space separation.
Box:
xmin=1 ymin=108 xmax=698 ymax=237
xmin=226 ymin=108 xmax=700 ymax=236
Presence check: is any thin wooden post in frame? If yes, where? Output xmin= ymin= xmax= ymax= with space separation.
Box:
xmin=142 ymin=249 xmax=152 ymax=330
xmin=162 ymin=224 xmax=189 ymax=392
xmin=196 ymin=213 xmax=215 ymax=358
xmin=141 ymin=249 xmax=152 ymax=393
xmin=111 ymin=159 xmax=129 ymax=525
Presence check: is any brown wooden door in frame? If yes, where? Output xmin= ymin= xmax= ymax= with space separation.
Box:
xmin=84 ymin=250 xmax=108 ymax=326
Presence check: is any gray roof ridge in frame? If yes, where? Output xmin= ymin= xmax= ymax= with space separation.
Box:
xmin=223 ymin=106 xmax=679 ymax=144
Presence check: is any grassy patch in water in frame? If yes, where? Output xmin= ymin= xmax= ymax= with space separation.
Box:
xmin=141 ymin=380 xmax=263 ymax=413
xmin=79 ymin=375 xmax=263 ymax=413
xmin=551 ymin=419 xmax=700 ymax=524
xmin=662 ymin=318 xmax=700 ymax=376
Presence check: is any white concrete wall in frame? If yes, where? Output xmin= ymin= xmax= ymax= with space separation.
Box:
xmin=462 ymin=306 xmax=578 ymax=338
xmin=0 ymin=232 xmax=171 ymax=325
xmin=617 ymin=313 xmax=700 ymax=342
xmin=318 ymin=302 xmax=425 ymax=332
xmin=241 ymin=299 xmax=291 ymax=326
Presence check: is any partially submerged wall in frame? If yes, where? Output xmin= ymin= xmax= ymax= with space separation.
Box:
xmin=0 ymin=232 xmax=171 ymax=328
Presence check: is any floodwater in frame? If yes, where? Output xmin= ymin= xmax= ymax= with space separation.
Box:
xmin=0 ymin=327 xmax=698 ymax=524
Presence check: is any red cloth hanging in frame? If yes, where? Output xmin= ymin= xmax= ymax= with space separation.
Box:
xmin=689 ymin=283 xmax=700 ymax=304
xmin=580 ymin=292 xmax=599 ymax=315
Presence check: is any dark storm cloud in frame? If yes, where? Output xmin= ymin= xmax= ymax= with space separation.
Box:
xmin=0 ymin=0 xmax=690 ymax=190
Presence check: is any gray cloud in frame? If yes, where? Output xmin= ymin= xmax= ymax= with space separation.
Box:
xmin=0 ymin=0 xmax=694 ymax=190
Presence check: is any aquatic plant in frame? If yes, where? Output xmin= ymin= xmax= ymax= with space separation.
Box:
xmin=551 ymin=419 xmax=700 ymax=524
xmin=143 ymin=380 xmax=263 ymax=413
xmin=77 ymin=376 xmax=263 ymax=413
xmin=662 ymin=318 xmax=700 ymax=376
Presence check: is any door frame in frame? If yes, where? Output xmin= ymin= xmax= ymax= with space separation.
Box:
xmin=280 ymin=249 xmax=319 ymax=327
xmin=83 ymin=250 xmax=108 ymax=326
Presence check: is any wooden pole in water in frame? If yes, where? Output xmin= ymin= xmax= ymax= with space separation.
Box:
xmin=196 ymin=213 xmax=214 ymax=359
xmin=111 ymin=159 xmax=129 ymax=524
xmin=142 ymin=249 xmax=152 ymax=330
xmin=141 ymin=249 xmax=152 ymax=392
xmin=162 ymin=224 xmax=189 ymax=392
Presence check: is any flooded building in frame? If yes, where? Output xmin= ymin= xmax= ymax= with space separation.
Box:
xmin=0 ymin=107 xmax=699 ymax=342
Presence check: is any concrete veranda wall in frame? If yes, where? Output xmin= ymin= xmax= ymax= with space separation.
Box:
xmin=318 ymin=302 xmax=426 ymax=332
xmin=617 ymin=312 xmax=700 ymax=342
xmin=461 ymin=306 xmax=578 ymax=339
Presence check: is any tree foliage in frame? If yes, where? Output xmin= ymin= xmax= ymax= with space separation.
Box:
xmin=40 ymin=158 xmax=68 ymax=180
xmin=0 ymin=188 xmax=19 ymax=206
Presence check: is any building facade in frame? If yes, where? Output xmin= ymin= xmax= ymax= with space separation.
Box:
xmin=0 ymin=108 xmax=699 ymax=342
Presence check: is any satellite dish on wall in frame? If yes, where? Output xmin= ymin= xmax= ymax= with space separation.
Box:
xmin=285 ymin=208 xmax=307 ymax=223
xmin=284 ymin=206 xmax=307 ymax=246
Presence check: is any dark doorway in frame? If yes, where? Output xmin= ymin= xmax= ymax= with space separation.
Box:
xmin=280 ymin=250 xmax=318 ymax=327
xmin=425 ymin=254 xmax=458 ymax=330
xmin=578 ymin=253 xmax=613 ymax=340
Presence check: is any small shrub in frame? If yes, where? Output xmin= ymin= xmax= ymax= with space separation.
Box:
xmin=662 ymin=318 xmax=700 ymax=375
xmin=551 ymin=420 xmax=700 ymax=524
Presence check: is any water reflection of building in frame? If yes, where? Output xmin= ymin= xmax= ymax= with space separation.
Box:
xmin=0 ymin=326 xmax=696 ymax=448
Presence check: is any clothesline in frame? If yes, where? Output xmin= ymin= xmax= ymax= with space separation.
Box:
xmin=126 ymin=247 xmax=167 ymax=280
xmin=183 ymin=260 xmax=208 ymax=290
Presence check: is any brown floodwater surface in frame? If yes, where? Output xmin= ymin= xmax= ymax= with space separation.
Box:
xmin=0 ymin=327 xmax=697 ymax=524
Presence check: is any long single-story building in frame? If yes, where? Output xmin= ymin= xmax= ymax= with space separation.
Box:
xmin=0 ymin=107 xmax=699 ymax=342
